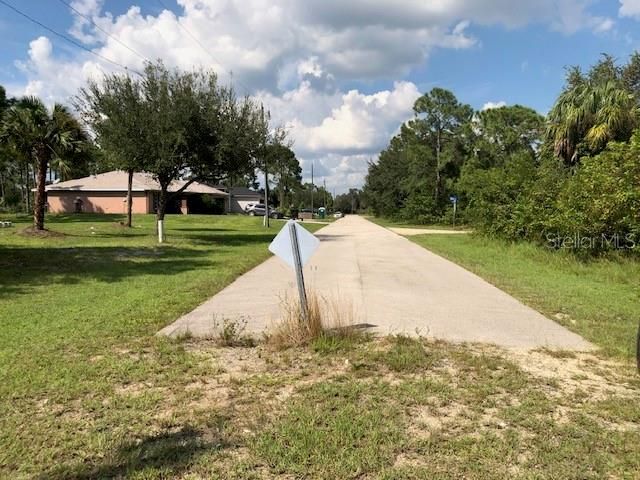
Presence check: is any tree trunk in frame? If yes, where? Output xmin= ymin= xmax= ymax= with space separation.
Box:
xmin=25 ymin=165 xmax=31 ymax=214
xmin=33 ymin=150 xmax=48 ymax=230
xmin=279 ymin=171 xmax=285 ymax=210
xmin=126 ymin=169 xmax=133 ymax=227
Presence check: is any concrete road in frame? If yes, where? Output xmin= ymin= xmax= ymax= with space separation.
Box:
xmin=159 ymin=216 xmax=593 ymax=350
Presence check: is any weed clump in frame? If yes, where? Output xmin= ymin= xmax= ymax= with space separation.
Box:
xmin=213 ymin=317 xmax=256 ymax=347
xmin=267 ymin=292 xmax=368 ymax=350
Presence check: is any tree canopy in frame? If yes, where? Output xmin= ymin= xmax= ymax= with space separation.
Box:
xmin=1 ymin=97 xmax=87 ymax=229
xmin=364 ymin=52 xmax=640 ymax=254
xmin=76 ymin=61 xmax=266 ymax=238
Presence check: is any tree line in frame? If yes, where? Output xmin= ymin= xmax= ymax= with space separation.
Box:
xmin=364 ymin=53 xmax=640 ymax=253
xmin=0 ymin=61 xmax=320 ymax=238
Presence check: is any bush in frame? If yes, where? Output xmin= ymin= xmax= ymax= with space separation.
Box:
xmin=399 ymin=191 xmax=442 ymax=224
xmin=547 ymin=137 xmax=640 ymax=252
xmin=458 ymin=151 xmax=537 ymax=238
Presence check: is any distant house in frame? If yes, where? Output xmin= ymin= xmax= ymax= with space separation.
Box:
xmin=227 ymin=186 xmax=263 ymax=213
xmin=45 ymin=171 xmax=228 ymax=214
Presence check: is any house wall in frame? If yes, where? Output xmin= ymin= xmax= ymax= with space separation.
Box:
xmin=47 ymin=191 xmax=150 ymax=214
xmin=229 ymin=195 xmax=262 ymax=213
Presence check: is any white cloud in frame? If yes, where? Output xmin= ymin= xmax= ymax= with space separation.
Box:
xmin=258 ymin=81 xmax=420 ymax=192
xmin=620 ymin=0 xmax=640 ymax=18
xmin=14 ymin=37 xmax=104 ymax=105
xmin=69 ymin=0 xmax=104 ymax=44
xmin=8 ymin=0 xmax=616 ymax=192
xmin=482 ymin=100 xmax=507 ymax=110
xmin=288 ymin=82 xmax=420 ymax=155
xmin=592 ymin=17 xmax=615 ymax=33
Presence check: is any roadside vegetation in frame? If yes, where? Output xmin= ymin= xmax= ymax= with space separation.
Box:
xmin=367 ymin=216 xmax=468 ymax=231
xmin=364 ymin=53 xmax=640 ymax=257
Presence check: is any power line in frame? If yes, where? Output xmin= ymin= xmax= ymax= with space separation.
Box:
xmin=56 ymin=0 xmax=150 ymax=63
xmin=154 ymin=0 xmax=253 ymax=96
xmin=0 ymin=0 xmax=143 ymax=77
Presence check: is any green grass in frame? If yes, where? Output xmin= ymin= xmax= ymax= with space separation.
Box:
xmin=366 ymin=216 xmax=467 ymax=230
xmin=409 ymin=234 xmax=640 ymax=359
xmin=254 ymin=378 xmax=404 ymax=479
xmin=0 ymin=213 xmax=323 ymax=478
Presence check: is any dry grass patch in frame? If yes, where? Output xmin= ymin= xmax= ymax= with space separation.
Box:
xmin=266 ymin=292 xmax=369 ymax=351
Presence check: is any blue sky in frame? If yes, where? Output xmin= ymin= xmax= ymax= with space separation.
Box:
xmin=1 ymin=0 xmax=639 ymax=191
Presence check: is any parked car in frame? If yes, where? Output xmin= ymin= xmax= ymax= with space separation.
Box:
xmin=245 ymin=203 xmax=282 ymax=218
xmin=333 ymin=211 xmax=344 ymax=218
xmin=245 ymin=203 xmax=267 ymax=216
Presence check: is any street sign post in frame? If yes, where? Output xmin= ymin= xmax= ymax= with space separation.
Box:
xmin=268 ymin=220 xmax=320 ymax=322
xmin=449 ymin=195 xmax=458 ymax=227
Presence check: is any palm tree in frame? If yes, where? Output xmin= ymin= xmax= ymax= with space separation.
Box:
xmin=1 ymin=97 xmax=87 ymax=230
xmin=547 ymin=80 xmax=638 ymax=165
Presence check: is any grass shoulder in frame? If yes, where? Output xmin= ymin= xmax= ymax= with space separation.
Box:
xmin=366 ymin=215 xmax=468 ymax=231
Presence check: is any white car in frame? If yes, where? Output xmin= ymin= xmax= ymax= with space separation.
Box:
xmin=333 ymin=211 xmax=343 ymax=218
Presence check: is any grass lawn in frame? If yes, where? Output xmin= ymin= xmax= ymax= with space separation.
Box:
xmin=0 ymin=213 xmax=322 ymax=478
xmin=409 ymin=234 xmax=640 ymax=360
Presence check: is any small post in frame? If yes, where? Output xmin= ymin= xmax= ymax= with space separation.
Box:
xmin=453 ymin=200 xmax=457 ymax=228
xmin=288 ymin=221 xmax=308 ymax=322
xmin=450 ymin=195 xmax=458 ymax=228
xmin=158 ymin=219 xmax=164 ymax=243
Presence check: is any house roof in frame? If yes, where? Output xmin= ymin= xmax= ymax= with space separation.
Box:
xmin=45 ymin=171 xmax=227 ymax=196
xmin=229 ymin=186 xmax=262 ymax=198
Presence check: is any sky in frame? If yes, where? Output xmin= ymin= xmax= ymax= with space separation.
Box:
xmin=1 ymin=1 xmax=640 ymax=193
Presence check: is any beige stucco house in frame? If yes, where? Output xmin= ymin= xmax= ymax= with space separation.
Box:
xmin=45 ymin=171 xmax=228 ymax=214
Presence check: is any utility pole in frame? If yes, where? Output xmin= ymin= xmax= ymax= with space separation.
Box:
xmin=261 ymin=104 xmax=270 ymax=228
xmin=264 ymin=160 xmax=270 ymax=228
xmin=323 ymin=179 xmax=326 ymax=209
xmin=310 ymin=161 xmax=314 ymax=219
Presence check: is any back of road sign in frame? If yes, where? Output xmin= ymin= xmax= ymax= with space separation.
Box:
xmin=268 ymin=220 xmax=320 ymax=269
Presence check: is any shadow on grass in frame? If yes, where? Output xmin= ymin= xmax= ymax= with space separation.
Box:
xmin=171 ymin=227 xmax=232 ymax=233
xmin=45 ymin=214 xmax=127 ymax=224
xmin=186 ymin=232 xmax=278 ymax=246
xmin=0 ymin=245 xmax=214 ymax=297
xmin=39 ymin=426 xmax=227 ymax=480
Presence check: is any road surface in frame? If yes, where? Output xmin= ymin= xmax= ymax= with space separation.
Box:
xmin=159 ymin=216 xmax=592 ymax=350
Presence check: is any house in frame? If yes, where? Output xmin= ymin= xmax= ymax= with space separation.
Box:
xmin=227 ymin=186 xmax=263 ymax=213
xmin=45 ymin=171 xmax=228 ymax=214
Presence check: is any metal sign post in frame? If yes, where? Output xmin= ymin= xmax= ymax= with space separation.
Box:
xmin=269 ymin=220 xmax=320 ymax=324
xmin=288 ymin=221 xmax=308 ymax=322
xmin=449 ymin=195 xmax=458 ymax=228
